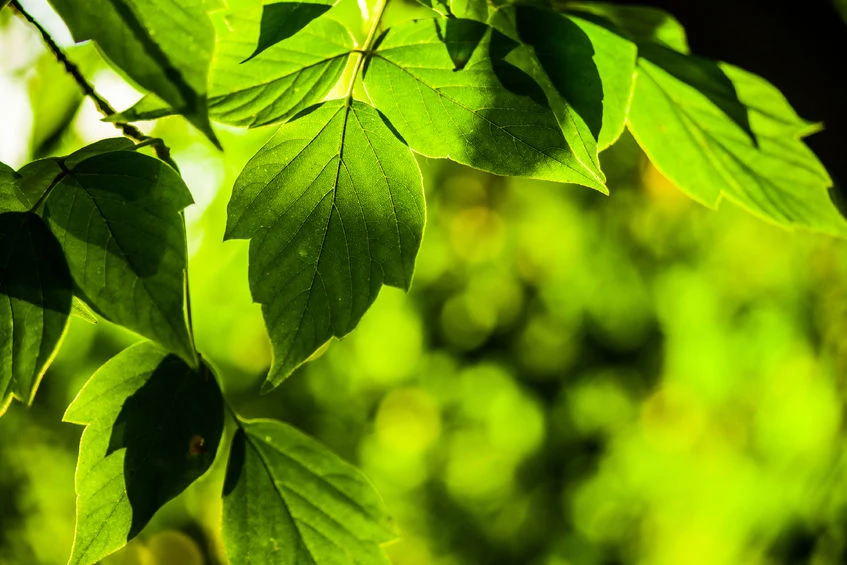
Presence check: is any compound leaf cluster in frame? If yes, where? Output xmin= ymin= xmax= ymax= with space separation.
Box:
xmin=0 ymin=0 xmax=844 ymax=563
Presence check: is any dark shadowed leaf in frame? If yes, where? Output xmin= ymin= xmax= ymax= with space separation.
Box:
xmin=245 ymin=1 xmax=337 ymax=62
xmin=364 ymin=18 xmax=606 ymax=190
xmin=64 ymin=342 xmax=224 ymax=565
xmin=226 ymin=99 xmax=425 ymax=390
xmin=627 ymin=45 xmax=846 ymax=235
xmin=223 ymin=420 xmax=396 ymax=564
xmin=112 ymin=14 xmax=354 ymax=128
xmin=47 ymin=0 xmax=219 ymax=146
xmin=43 ymin=151 xmax=196 ymax=363
xmin=0 ymin=212 xmax=72 ymax=415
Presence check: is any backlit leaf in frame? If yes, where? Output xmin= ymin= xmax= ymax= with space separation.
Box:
xmin=245 ymin=1 xmax=337 ymax=62
xmin=364 ymin=18 xmax=606 ymax=190
xmin=43 ymin=150 xmax=196 ymax=363
xmin=0 ymin=212 xmax=72 ymax=415
xmin=222 ymin=419 xmax=396 ymax=564
xmin=226 ymin=99 xmax=425 ymax=389
xmin=565 ymin=1 xmax=690 ymax=54
xmin=64 ymin=342 xmax=224 ymax=565
xmin=47 ymin=0 xmax=220 ymax=146
xmin=627 ymin=44 xmax=846 ymax=235
xmin=0 ymin=161 xmax=25 ymax=213
xmin=112 ymin=14 xmax=354 ymax=128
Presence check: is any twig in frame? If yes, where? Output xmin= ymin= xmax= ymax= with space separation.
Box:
xmin=10 ymin=0 xmax=179 ymax=170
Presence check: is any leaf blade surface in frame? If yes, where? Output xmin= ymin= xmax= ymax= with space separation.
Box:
xmin=64 ymin=342 xmax=224 ymax=565
xmin=227 ymin=99 xmax=425 ymax=388
xmin=223 ymin=419 xmax=396 ymax=564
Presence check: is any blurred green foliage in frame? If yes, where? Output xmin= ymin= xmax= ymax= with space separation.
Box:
xmin=3 ymin=6 xmax=847 ymax=565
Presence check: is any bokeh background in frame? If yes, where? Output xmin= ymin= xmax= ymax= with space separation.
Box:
xmin=3 ymin=2 xmax=847 ymax=565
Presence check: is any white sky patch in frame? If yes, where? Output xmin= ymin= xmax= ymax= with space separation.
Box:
xmin=0 ymin=76 xmax=33 ymax=168
xmin=73 ymin=69 xmax=146 ymax=143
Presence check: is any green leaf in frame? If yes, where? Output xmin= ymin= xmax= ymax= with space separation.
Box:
xmin=564 ymin=15 xmax=637 ymax=150
xmin=0 ymin=212 xmax=73 ymax=415
xmin=364 ymin=18 xmax=606 ymax=191
xmin=64 ymin=342 xmax=224 ymax=565
xmin=0 ymin=161 xmax=25 ymax=213
xmin=47 ymin=0 xmax=220 ymax=146
xmin=113 ymin=15 xmax=354 ymax=128
xmin=565 ymin=1 xmax=690 ymax=54
xmin=71 ymin=297 xmax=99 ymax=325
xmin=226 ymin=99 xmax=425 ymax=389
xmin=627 ymin=45 xmax=846 ymax=235
xmin=223 ymin=420 xmax=396 ymax=564
xmin=13 ymin=139 xmax=137 ymax=211
xmin=245 ymin=1 xmax=337 ymax=62
xmin=490 ymin=5 xmax=635 ymax=157
xmin=42 ymin=150 xmax=196 ymax=363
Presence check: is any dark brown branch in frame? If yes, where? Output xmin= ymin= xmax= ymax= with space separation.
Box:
xmin=10 ymin=0 xmax=178 ymax=170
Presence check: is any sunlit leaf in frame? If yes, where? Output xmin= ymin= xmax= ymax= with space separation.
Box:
xmin=245 ymin=0 xmax=337 ymax=62
xmin=112 ymin=15 xmax=354 ymax=128
xmin=628 ymin=44 xmax=846 ymax=235
xmin=47 ymin=0 xmax=220 ymax=146
xmin=223 ymin=419 xmax=396 ymax=564
xmin=64 ymin=342 xmax=224 ymax=565
xmin=42 ymin=150 xmax=196 ymax=363
xmin=565 ymin=1 xmax=690 ymax=54
xmin=226 ymin=99 xmax=425 ymax=389
xmin=0 ymin=161 xmax=25 ymax=213
xmin=364 ymin=18 xmax=606 ymax=191
xmin=0 ymin=212 xmax=72 ymax=415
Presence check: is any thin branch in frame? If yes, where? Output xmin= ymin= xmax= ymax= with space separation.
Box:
xmin=10 ymin=0 xmax=179 ymax=170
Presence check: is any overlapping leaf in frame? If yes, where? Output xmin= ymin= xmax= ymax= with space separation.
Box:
xmin=363 ymin=18 xmax=606 ymax=190
xmin=245 ymin=0 xmax=339 ymax=61
xmin=565 ymin=1 xmax=690 ymax=53
xmin=0 ymin=212 xmax=72 ymax=415
xmin=628 ymin=44 xmax=846 ymax=235
xmin=488 ymin=6 xmax=637 ymax=152
xmin=223 ymin=419 xmax=396 ymax=564
xmin=64 ymin=342 xmax=224 ymax=565
xmin=40 ymin=149 xmax=196 ymax=363
xmin=226 ymin=99 xmax=425 ymax=389
xmin=47 ymin=0 xmax=219 ymax=145
xmin=114 ymin=10 xmax=353 ymax=128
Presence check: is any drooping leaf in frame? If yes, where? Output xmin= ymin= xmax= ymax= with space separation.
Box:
xmin=42 ymin=150 xmax=196 ymax=363
xmin=223 ymin=419 xmax=396 ymax=564
xmin=64 ymin=342 xmax=224 ymax=565
xmin=627 ymin=44 xmax=846 ymax=235
xmin=0 ymin=161 xmax=25 ymax=213
xmin=47 ymin=0 xmax=220 ymax=146
xmin=565 ymin=1 xmax=690 ymax=54
xmin=0 ymin=212 xmax=72 ymax=415
xmin=364 ymin=18 xmax=606 ymax=191
xmin=112 ymin=14 xmax=354 ymax=128
xmin=226 ymin=99 xmax=425 ymax=389
xmin=245 ymin=1 xmax=337 ymax=62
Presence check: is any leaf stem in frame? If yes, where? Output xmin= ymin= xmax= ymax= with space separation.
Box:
xmin=10 ymin=0 xmax=179 ymax=170
xmin=345 ymin=0 xmax=389 ymax=99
